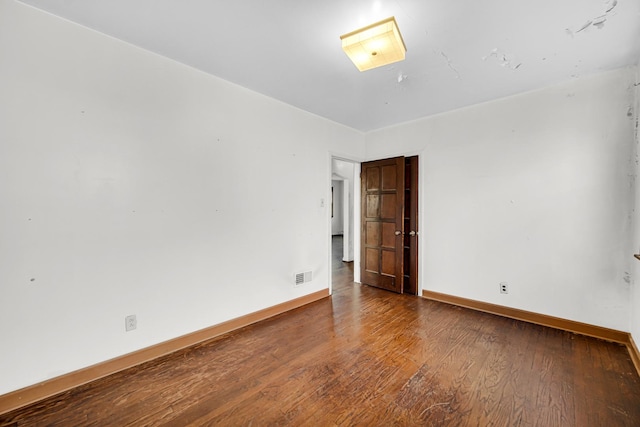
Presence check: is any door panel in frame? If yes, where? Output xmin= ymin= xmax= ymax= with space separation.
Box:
xmin=366 ymin=195 xmax=379 ymax=218
xmin=366 ymin=222 xmax=380 ymax=246
xmin=380 ymin=194 xmax=397 ymax=219
xmin=381 ymin=250 xmax=396 ymax=275
xmin=360 ymin=156 xmax=405 ymax=293
xmin=381 ymin=165 xmax=397 ymax=190
xmin=381 ymin=222 xmax=395 ymax=247
xmin=365 ymin=248 xmax=379 ymax=272
xmin=367 ymin=168 xmax=380 ymax=190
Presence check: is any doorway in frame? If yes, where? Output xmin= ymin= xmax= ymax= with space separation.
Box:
xmin=331 ymin=158 xmax=358 ymax=290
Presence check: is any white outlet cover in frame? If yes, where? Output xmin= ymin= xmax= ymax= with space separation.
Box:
xmin=499 ymin=282 xmax=508 ymax=293
xmin=125 ymin=315 xmax=137 ymax=331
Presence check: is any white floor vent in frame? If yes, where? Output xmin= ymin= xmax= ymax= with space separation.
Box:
xmin=295 ymin=271 xmax=313 ymax=286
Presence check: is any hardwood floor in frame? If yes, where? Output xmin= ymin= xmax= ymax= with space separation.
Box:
xmin=2 ymin=237 xmax=639 ymax=426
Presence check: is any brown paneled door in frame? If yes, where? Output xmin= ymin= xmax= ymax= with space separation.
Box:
xmin=361 ymin=157 xmax=406 ymax=293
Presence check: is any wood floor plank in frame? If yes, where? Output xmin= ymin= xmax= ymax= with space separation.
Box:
xmin=2 ymin=237 xmax=640 ymax=426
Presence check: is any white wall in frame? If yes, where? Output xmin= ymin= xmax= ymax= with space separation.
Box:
xmin=631 ymin=64 xmax=640 ymax=345
xmin=331 ymin=180 xmax=344 ymax=235
xmin=366 ymin=68 xmax=637 ymax=332
xmin=331 ymin=159 xmax=356 ymax=262
xmin=0 ymin=1 xmax=364 ymax=395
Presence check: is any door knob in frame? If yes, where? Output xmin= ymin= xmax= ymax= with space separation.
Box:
xmin=395 ymin=231 xmax=402 ymax=236
xmin=409 ymin=231 xmax=416 ymax=236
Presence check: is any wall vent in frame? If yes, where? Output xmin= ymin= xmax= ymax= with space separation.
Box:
xmin=295 ymin=271 xmax=313 ymax=286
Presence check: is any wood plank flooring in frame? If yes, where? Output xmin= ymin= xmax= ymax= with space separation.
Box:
xmin=2 ymin=237 xmax=639 ymax=426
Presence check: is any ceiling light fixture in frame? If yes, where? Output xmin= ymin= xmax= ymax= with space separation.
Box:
xmin=340 ymin=16 xmax=407 ymax=72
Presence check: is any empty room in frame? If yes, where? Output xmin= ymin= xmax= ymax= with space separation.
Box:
xmin=1 ymin=0 xmax=640 ymax=425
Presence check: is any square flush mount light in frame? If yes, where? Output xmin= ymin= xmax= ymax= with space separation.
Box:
xmin=340 ymin=16 xmax=406 ymax=72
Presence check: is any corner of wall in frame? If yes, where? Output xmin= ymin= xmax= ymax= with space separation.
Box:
xmin=631 ymin=63 xmax=640 ymax=344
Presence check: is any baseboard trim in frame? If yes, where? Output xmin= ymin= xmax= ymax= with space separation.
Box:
xmin=629 ymin=335 xmax=640 ymax=377
xmin=0 ymin=289 xmax=329 ymax=416
xmin=421 ymin=290 xmax=640 ymax=376
xmin=422 ymin=290 xmax=628 ymax=343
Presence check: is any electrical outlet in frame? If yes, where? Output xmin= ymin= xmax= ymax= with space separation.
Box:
xmin=499 ymin=282 xmax=508 ymax=294
xmin=125 ymin=314 xmax=137 ymax=332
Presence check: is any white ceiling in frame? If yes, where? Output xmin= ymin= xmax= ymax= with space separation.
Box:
xmin=18 ymin=0 xmax=640 ymax=132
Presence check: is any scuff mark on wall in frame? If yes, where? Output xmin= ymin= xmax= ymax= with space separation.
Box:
xmin=482 ymin=48 xmax=522 ymax=70
xmin=628 ymin=106 xmax=634 ymax=118
xmin=397 ymin=73 xmax=407 ymax=83
xmin=440 ymin=51 xmax=460 ymax=79
xmin=566 ymin=0 xmax=618 ymax=35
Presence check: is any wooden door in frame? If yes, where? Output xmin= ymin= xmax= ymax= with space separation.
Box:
xmin=360 ymin=157 xmax=405 ymax=293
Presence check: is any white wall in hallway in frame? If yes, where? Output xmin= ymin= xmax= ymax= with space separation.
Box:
xmin=331 ymin=180 xmax=344 ymax=235
xmin=332 ymin=159 xmax=357 ymax=262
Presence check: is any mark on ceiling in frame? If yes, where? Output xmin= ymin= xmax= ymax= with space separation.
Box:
xmin=576 ymin=20 xmax=594 ymax=33
xmin=482 ymin=48 xmax=522 ymax=70
xmin=592 ymin=15 xmax=607 ymax=29
xmin=566 ymin=0 xmax=618 ymax=35
xmin=440 ymin=52 xmax=460 ymax=79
